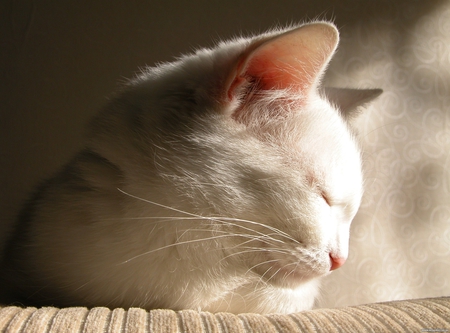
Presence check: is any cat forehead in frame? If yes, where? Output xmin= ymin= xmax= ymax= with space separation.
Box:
xmin=278 ymin=99 xmax=363 ymax=199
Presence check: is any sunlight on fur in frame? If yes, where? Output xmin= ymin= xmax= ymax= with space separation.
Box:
xmin=1 ymin=21 xmax=381 ymax=314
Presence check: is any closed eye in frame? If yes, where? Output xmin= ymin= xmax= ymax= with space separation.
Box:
xmin=321 ymin=191 xmax=332 ymax=206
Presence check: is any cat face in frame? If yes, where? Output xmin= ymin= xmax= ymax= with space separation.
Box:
xmin=97 ymin=23 xmax=375 ymax=291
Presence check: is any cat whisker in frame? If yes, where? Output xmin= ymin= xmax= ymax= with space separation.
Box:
xmin=171 ymin=228 xmax=268 ymax=246
xmin=173 ymin=228 xmax=286 ymax=248
xmin=219 ymin=246 xmax=291 ymax=265
xmin=100 ymin=216 xmax=199 ymax=221
xmin=208 ymin=219 xmax=298 ymax=245
xmin=214 ymin=217 xmax=300 ymax=244
xmin=120 ymin=229 xmax=284 ymax=264
xmin=184 ymin=221 xmax=286 ymax=243
xmin=223 ymin=244 xmax=285 ymax=256
xmin=121 ymin=228 xmax=288 ymax=265
xmin=263 ymin=266 xmax=284 ymax=285
xmin=280 ymin=262 xmax=303 ymax=284
xmin=253 ymin=261 xmax=282 ymax=288
xmin=245 ymin=258 xmax=279 ymax=276
xmin=118 ymin=234 xmax=234 ymax=264
xmin=117 ymin=188 xmax=300 ymax=244
xmin=173 ymin=279 xmax=191 ymax=306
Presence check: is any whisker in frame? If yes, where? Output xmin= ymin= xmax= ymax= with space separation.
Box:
xmin=246 ymin=259 xmax=279 ymax=275
xmin=172 ymin=228 xmax=284 ymax=247
xmin=208 ymin=219 xmax=293 ymax=245
xmin=254 ymin=262 xmax=281 ymax=288
xmin=119 ymin=234 xmax=234 ymax=264
xmin=116 ymin=188 xmax=300 ymax=245
xmin=280 ymin=262 xmax=300 ymax=283
xmin=121 ymin=228 xmax=287 ymax=265
xmin=219 ymin=246 xmax=290 ymax=263
xmin=264 ymin=266 xmax=284 ymax=284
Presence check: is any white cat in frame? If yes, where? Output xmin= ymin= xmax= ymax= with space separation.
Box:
xmin=2 ymin=22 xmax=381 ymax=314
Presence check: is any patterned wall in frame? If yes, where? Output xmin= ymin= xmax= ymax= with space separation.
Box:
xmin=321 ymin=1 xmax=450 ymax=307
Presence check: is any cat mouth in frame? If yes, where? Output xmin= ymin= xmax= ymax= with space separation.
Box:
xmin=252 ymin=252 xmax=330 ymax=287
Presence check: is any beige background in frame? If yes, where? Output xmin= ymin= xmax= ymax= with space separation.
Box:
xmin=1 ymin=0 xmax=449 ymax=308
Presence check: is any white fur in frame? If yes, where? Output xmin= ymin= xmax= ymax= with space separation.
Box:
xmin=6 ymin=22 xmax=367 ymax=314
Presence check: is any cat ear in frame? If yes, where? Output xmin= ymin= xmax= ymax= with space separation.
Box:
xmin=323 ymin=87 xmax=383 ymax=119
xmin=226 ymin=23 xmax=339 ymax=102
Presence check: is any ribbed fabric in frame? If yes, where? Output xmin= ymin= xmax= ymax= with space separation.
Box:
xmin=0 ymin=297 xmax=448 ymax=332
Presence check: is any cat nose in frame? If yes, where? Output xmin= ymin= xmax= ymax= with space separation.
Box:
xmin=329 ymin=254 xmax=346 ymax=271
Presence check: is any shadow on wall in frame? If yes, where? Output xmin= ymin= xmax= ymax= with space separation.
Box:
xmin=0 ymin=0 xmax=447 ymax=270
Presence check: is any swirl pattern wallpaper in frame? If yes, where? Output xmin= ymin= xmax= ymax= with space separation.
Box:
xmin=321 ymin=1 xmax=450 ymax=307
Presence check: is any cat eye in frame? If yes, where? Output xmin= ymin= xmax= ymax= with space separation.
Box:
xmin=321 ymin=192 xmax=332 ymax=206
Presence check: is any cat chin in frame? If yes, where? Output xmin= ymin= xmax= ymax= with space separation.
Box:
xmin=202 ymin=274 xmax=321 ymax=314
xmin=247 ymin=248 xmax=332 ymax=288
xmin=251 ymin=261 xmax=329 ymax=289
xmin=268 ymin=271 xmax=327 ymax=289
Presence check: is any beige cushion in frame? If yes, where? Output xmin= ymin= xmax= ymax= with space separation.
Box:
xmin=1 ymin=297 xmax=449 ymax=332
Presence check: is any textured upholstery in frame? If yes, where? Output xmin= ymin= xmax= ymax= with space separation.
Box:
xmin=1 ymin=297 xmax=449 ymax=332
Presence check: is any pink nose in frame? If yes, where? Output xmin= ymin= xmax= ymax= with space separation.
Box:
xmin=329 ymin=254 xmax=346 ymax=271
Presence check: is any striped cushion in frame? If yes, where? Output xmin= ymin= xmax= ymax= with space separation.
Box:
xmin=1 ymin=297 xmax=449 ymax=332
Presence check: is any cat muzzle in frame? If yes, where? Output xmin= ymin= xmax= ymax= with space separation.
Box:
xmin=329 ymin=254 xmax=346 ymax=271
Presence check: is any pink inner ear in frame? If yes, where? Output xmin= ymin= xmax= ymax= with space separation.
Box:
xmin=245 ymin=43 xmax=310 ymax=91
xmin=227 ymin=23 xmax=339 ymax=102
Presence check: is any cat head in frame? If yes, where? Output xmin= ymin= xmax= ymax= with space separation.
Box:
xmin=93 ymin=22 xmax=381 ymax=290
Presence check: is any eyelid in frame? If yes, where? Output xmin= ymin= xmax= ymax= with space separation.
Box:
xmin=321 ymin=191 xmax=332 ymax=206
